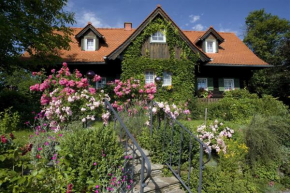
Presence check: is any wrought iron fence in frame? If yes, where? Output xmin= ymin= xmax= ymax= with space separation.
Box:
xmin=149 ymin=101 xmax=211 ymax=193
xmin=104 ymin=99 xmax=151 ymax=193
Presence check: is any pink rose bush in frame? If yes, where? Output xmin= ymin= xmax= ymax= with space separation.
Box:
xmin=30 ymin=62 xmax=109 ymax=129
xmin=197 ymin=119 xmax=234 ymax=154
xmin=154 ymin=102 xmax=191 ymax=120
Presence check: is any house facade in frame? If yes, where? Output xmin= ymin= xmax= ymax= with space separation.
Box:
xmin=24 ymin=5 xmax=270 ymax=99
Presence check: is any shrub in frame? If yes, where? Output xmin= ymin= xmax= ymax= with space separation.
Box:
xmin=244 ymin=115 xmax=288 ymax=166
xmin=201 ymin=90 xmax=289 ymax=122
xmin=0 ymin=107 xmax=20 ymax=133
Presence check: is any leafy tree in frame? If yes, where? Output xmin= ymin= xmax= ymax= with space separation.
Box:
xmin=244 ymin=9 xmax=290 ymax=105
xmin=244 ymin=9 xmax=290 ymax=66
xmin=0 ymin=0 xmax=75 ymax=71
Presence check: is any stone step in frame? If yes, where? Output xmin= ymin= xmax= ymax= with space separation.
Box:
xmin=133 ymin=176 xmax=184 ymax=193
xmin=133 ymin=163 xmax=164 ymax=179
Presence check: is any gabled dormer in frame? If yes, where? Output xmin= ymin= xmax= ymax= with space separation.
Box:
xmin=75 ymin=22 xmax=105 ymax=51
xmin=197 ymin=26 xmax=224 ymax=53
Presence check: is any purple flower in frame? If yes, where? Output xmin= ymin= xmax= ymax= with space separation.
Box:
xmin=127 ymin=185 xmax=131 ymax=190
xmin=93 ymin=162 xmax=97 ymax=166
xmin=95 ymin=185 xmax=99 ymax=189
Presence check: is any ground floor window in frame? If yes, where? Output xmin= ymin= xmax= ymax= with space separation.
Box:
xmin=162 ymin=72 xmax=172 ymax=86
xmin=224 ymin=79 xmax=235 ymax=91
xmin=145 ymin=71 xmax=155 ymax=84
xmin=197 ymin=78 xmax=208 ymax=90
xmin=96 ymin=77 xmax=106 ymax=89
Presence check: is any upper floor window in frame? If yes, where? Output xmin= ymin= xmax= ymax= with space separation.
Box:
xmin=151 ymin=31 xmax=166 ymax=43
xmin=206 ymin=40 xmax=215 ymax=53
xmin=145 ymin=71 xmax=155 ymax=84
xmin=163 ymin=72 xmax=172 ymax=86
xmin=197 ymin=78 xmax=208 ymax=90
xmin=86 ymin=39 xmax=95 ymax=51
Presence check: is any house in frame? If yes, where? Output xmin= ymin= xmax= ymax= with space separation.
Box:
xmin=23 ymin=5 xmax=270 ymax=99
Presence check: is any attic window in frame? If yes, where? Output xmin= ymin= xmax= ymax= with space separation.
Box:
xmin=86 ymin=39 xmax=95 ymax=51
xmin=151 ymin=31 xmax=166 ymax=43
xmin=206 ymin=40 xmax=216 ymax=53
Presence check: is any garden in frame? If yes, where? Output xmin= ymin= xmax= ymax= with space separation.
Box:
xmin=1 ymin=63 xmax=290 ymax=193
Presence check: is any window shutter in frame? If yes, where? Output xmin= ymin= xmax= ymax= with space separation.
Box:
xmin=81 ymin=38 xmax=85 ymax=51
xmin=218 ymin=78 xmax=224 ymax=91
xmin=208 ymin=78 xmax=214 ymax=91
xmin=234 ymin=78 xmax=240 ymax=90
xmin=216 ymin=40 xmax=219 ymax=53
xmin=202 ymin=41 xmax=206 ymax=52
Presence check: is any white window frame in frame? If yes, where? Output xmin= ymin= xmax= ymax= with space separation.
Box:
xmin=96 ymin=77 xmax=106 ymax=89
xmin=224 ymin=79 xmax=235 ymax=91
xmin=197 ymin=78 xmax=208 ymax=90
xmin=162 ymin=72 xmax=172 ymax=86
xmin=150 ymin=31 xmax=166 ymax=43
xmin=145 ymin=71 xmax=155 ymax=84
xmin=86 ymin=38 xmax=95 ymax=51
xmin=206 ymin=40 xmax=216 ymax=53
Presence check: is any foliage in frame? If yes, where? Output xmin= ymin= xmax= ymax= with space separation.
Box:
xmin=0 ymin=68 xmax=41 ymax=123
xmin=121 ymin=16 xmax=199 ymax=102
xmin=199 ymin=90 xmax=289 ymax=122
xmin=243 ymin=9 xmax=290 ymax=66
xmin=244 ymin=9 xmax=290 ymax=105
xmin=249 ymin=67 xmax=290 ymax=106
xmin=244 ymin=115 xmax=290 ymax=166
xmin=0 ymin=107 xmax=20 ymax=133
xmin=0 ymin=0 xmax=75 ymax=71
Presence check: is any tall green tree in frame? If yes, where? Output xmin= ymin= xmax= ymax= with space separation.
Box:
xmin=244 ymin=9 xmax=290 ymax=66
xmin=244 ymin=9 xmax=290 ymax=105
xmin=0 ymin=0 xmax=75 ymax=71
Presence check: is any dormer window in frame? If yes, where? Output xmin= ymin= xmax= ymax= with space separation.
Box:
xmin=86 ymin=39 xmax=95 ymax=51
xmin=151 ymin=31 xmax=166 ymax=43
xmin=206 ymin=40 xmax=216 ymax=53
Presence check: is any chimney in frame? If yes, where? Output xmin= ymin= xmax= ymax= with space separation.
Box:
xmin=124 ymin=22 xmax=132 ymax=31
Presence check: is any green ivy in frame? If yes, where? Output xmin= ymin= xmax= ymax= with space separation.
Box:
xmin=121 ymin=16 xmax=199 ymax=102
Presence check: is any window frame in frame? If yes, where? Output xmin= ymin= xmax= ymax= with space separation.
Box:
xmin=162 ymin=71 xmax=172 ymax=86
xmin=145 ymin=71 xmax=155 ymax=84
xmin=224 ymin=78 xmax=235 ymax=91
xmin=150 ymin=31 xmax=166 ymax=43
xmin=197 ymin=78 xmax=208 ymax=90
xmin=96 ymin=77 xmax=106 ymax=89
xmin=85 ymin=38 xmax=95 ymax=51
xmin=205 ymin=40 xmax=216 ymax=53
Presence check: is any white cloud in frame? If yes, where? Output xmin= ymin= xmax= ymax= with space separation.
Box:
xmin=192 ymin=24 xmax=205 ymax=31
xmin=189 ymin=15 xmax=200 ymax=23
xmin=76 ymin=12 xmax=110 ymax=27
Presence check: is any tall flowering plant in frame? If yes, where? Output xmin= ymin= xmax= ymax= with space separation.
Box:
xmin=196 ymin=120 xmax=234 ymax=154
xmin=30 ymin=62 xmax=109 ymax=129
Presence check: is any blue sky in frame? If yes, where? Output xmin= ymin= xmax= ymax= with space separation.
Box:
xmin=65 ymin=0 xmax=290 ymax=39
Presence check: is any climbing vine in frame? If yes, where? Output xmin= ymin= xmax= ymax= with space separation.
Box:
xmin=121 ymin=16 xmax=199 ymax=102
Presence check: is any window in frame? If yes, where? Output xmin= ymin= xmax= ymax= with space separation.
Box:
xmin=96 ymin=77 xmax=106 ymax=89
xmin=197 ymin=78 xmax=208 ymax=90
xmin=86 ymin=39 xmax=95 ymax=51
xmin=145 ymin=71 xmax=155 ymax=84
xmin=206 ymin=40 xmax=216 ymax=53
xmin=151 ymin=31 xmax=166 ymax=43
xmin=224 ymin=79 xmax=234 ymax=91
xmin=163 ymin=72 xmax=172 ymax=86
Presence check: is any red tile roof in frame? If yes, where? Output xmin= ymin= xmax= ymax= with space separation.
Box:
xmin=183 ymin=31 xmax=269 ymax=66
xmin=23 ymin=27 xmax=268 ymax=66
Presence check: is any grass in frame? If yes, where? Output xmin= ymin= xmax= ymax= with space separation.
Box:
xmin=12 ymin=129 xmax=33 ymax=146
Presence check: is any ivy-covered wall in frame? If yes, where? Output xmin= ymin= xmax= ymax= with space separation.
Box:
xmin=121 ymin=16 xmax=199 ymax=102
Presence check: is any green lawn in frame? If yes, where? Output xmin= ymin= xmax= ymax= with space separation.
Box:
xmin=12 ymin=129 xmax=34 ymax=146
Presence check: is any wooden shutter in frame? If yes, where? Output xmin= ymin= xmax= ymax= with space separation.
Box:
xmin=234 ymin=78 xmax=240 ymax=90
xmin=218 ymin=78 xmax=224 ymax=91
xmin=81 ymin=38 xmax=85 ymax=51
xmin=208 ymin=78 xmax=214 ymax=91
